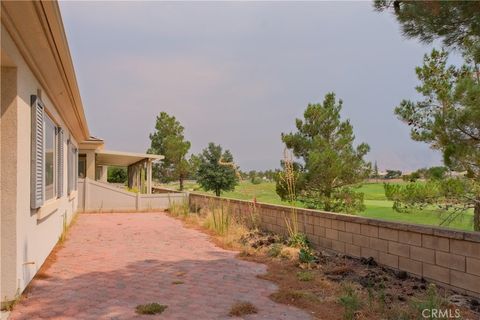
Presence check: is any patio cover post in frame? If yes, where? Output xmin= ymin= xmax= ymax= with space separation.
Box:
xmin=147 ymin=159 xmax=152 ymax=194
xmin=100 ymin=165 xmax=108 ymax=182
xmin=85 ymin=151 xmax=96 ymax=180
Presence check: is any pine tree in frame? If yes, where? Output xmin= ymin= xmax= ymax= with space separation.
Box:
xmin=147 ymin=112 xmax=191 ymax=190
xmin=279 ymin=92 xmax=371 ymax=213
xmin=393 ymin=49 xmax=480 ymax=230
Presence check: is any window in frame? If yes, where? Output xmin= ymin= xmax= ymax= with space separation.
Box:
xmin=78 ymin=155 xmax=86 ymax=178
xmin=31 ymin=94 xmax=66 ymax=208
xmin=44 ymin=114 xmax=56 ymax=201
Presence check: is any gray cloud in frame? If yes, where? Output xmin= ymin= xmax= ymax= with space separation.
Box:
xmin=60 ymin=1 xmax=443 ymax=172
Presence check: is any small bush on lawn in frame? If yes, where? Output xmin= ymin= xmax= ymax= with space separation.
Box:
xmin=229 ymin=301 xmax=258 ymax=317
xmin=135 ymin=303 xmax=167 ymax=315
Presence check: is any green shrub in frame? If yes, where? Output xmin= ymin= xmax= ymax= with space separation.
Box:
xmin=251 ymin=176 xmax=262 ymax=184
xmin=338 ymin=283 xmax=362 ymax=320
xmin=126 ymin=186 xmax=139 ymax=193
xmin=412 ymin=284 xmax=447 ymax=319
xmin=288 ymin=233 xmax=309 ymax=249
xmin=298 ymin=247 xmax=315 ymax=264
xmin=268 ymin=243 xmax=282 ymax=257
xmin=108 ymin=166 xmax=127 ymax=183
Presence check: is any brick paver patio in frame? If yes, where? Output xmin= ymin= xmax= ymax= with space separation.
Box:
xmin=9 ymin=213 xmax=311 ymax=320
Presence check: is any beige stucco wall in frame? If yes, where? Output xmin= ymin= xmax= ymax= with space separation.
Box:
xmin=1 ymin=26 xmax=79 ymax=303
xmin=1 ymin=64 xmax=19 ymax=303
xmin=77 ymin=178 xmax=186 ymax=212
xmin=79 ymin=179 xmax=137 ymax=211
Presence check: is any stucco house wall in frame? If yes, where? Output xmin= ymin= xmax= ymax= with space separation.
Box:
xmin=1 ymin=26 xmax=79 ymax=303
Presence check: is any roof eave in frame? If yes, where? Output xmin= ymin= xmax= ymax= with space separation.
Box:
xmin=1 ymin=0 xmax=90 ymax=142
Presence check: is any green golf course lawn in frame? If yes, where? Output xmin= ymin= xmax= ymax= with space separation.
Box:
xmin=162 ymin=180 xmax=474 ymax=231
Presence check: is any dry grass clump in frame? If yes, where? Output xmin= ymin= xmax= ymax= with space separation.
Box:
xmin=296 ymin=271 xmax=314 ymax=282
xmin=167 ymin=198 xmax=190 ymax=218
xmin=135 ymin=303 xmax=167 ymax=315
xmin=169 ymin=199 xmax=249 ymax=251
xmin=272 ymin=289 xmax=320 ymax=304
xmin=279 ymin=246 xmax=300 ymax=262
xmin=279 ymin=149 xmax=300 ymax=240
xmin=326 ymin=266 xmax=354 ymax=276
xmin=228 ymin=301 xmax=258 ymax=317
xmin=203 ymin=200 xmax=231 ymax=235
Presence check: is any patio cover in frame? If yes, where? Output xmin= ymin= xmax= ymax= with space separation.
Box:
xmin=95 ymin=150 xmax=164 ymax=167
xmin=94 ymin=150 xmax=164 ymax=194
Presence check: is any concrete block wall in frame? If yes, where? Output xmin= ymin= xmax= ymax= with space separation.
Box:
xmin=189 ymin=193 xmax=480 ymax=297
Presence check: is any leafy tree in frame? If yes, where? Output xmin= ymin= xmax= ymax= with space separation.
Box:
xmin=384 ymin=170 xmax=402 ymax=180
xmin=147 ymin=112 xmax=191 ymax=190
xmin=107 ymin=166 xmax=127 ymax=183
xmin=402 ymin=171 xmax=421 ymax=182
xmin=392 ymin=49 xmax=480 ymax=230
xmin=374 ymin=1 xmax=480 ymax=62
xmin=263 ymin=169 xmax=277 ymax=181
xmin=247 ymin=170 xmax=263 ymax=184
xmin=425 ymin=166 xmax=448 ymax=180
xmin=187 ymin=154 xmax=201 ymax=180
xmin=197 ymin=143 xmax=239 ymax=196
xmin=414 ymin=167 xmax=428 ymax=179
xmin=279 ymin=92 xmax=371 ymax=213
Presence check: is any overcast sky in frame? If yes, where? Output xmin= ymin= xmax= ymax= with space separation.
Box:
xmin=60 ymin=1 xmax=444 ymax=172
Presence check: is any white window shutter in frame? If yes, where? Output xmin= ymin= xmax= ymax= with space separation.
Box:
xmin=31 ymin=95 xmax=45 ymax=209
xmin=67 ymin=139 xmax=72 ymax=194
xmin=57 ymin=128 xmax=64 ymax=197
xmin=74 ymin=148 xmax=78 ymax=188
